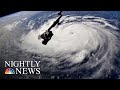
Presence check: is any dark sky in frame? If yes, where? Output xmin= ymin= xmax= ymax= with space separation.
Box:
xmin=0 ymin=0 xmax=119 ymax=17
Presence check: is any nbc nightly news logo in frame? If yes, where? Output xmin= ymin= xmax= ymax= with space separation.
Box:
xmin=5 ymin=61 xmax=41 ymax=75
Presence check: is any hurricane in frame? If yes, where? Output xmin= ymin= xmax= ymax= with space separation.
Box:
xmin=1 ymin=11 xmax=120 ymax=79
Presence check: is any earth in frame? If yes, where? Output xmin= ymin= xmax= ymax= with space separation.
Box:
xmin=0 ymin=11 xmax=120 ymax=79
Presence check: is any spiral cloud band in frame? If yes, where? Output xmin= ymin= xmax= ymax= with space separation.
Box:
xmin=18 ymin=15 xmax=120 ymax=79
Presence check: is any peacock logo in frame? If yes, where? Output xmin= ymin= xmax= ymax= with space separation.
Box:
xmin=5 ymin=68 xmax=15 ymax=74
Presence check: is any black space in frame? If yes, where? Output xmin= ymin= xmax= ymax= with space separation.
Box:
xmin=0 ymin=0 xmax=120 ymax=17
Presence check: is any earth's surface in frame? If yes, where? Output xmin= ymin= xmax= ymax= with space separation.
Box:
xmin=0 ymin=11 xmax=120 ymax=79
